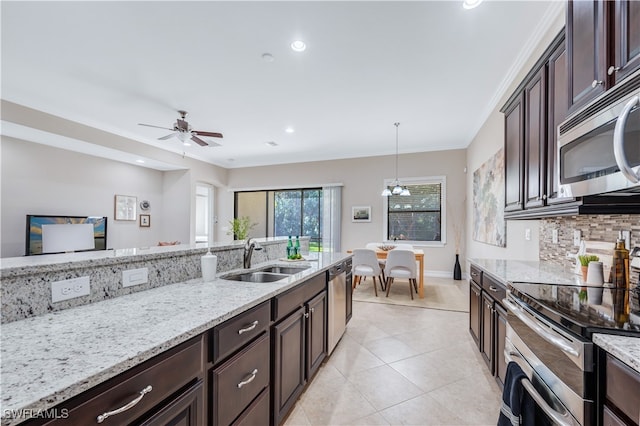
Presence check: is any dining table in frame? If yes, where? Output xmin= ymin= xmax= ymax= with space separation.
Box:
xmin=348 ymin=248 xmax=425 ymax=298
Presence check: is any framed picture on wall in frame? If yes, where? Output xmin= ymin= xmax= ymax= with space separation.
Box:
xmin=114 ymin=195 xmax=137 ymax=221
xmin=352 ymin=206 xmax=371 ymax=222
xmin=139 ymin=214 xmax=150 ymax=227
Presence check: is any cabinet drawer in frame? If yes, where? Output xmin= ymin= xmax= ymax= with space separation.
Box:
xmin=212 ymin=332 xmax=270 ymax=426
xmin=470 ymin=265 xmax=482 ymax=285
xmin=482 ymin=273 xmax=506 ymax=303
xmin=212 ymin=300 xmax=270 ymax=364
xmin=606 ymin=354 xmax=640 ymax=424
xmin=273 ymin=273 xmax=326 ymax=322
xmin=45 ymin=336 xmax=204 ymax=426
xmin=138 ymin=379 xmax=204 ymax=426
xmin=231 ymin=387 xmax=270 ymax=426
xmin=603 ymin=406 xmax=627 ymax=426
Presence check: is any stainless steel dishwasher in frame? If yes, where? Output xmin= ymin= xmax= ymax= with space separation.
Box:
xmin=327 ymin=262 xmax=347 ymax=354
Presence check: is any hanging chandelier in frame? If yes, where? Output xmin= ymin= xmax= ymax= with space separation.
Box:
xmin=382 ymin=122 xmax=410 ymax=196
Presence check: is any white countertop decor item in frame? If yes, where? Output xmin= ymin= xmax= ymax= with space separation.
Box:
xmin=201 ymin=249 xmax=217 ymax=282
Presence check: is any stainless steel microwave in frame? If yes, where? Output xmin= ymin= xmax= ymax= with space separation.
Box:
xmin=558 ymin=69 xmax=640 ymax=198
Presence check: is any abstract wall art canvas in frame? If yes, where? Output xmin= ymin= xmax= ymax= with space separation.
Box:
xmin=473 ymin=148 xmax=506 ymax=247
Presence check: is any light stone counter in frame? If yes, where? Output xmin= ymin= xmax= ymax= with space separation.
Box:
xmin=0 ymin=251 xmax=350 ymax=425
xmin=593 ymin=333 xmax=640 ymax=374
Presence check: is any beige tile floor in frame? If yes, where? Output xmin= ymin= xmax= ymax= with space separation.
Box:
xmin=284 ymin=279 xmax=502 ymax=426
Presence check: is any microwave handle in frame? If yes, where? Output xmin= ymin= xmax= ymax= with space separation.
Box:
xmin=613 ymin=95 xmax=640 ymax=183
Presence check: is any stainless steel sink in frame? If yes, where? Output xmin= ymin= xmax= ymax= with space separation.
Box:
xmin=224 ymin=271 xmax=289 ymax=283
xmin=258 ymin=265 xmax=310 ymax=275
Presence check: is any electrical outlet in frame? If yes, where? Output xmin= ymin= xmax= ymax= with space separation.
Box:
xmin=552 ymin=229 xmax=559 ymax=244
xmin=573 ymin=230 xmax=582 ymax=246
xmin=122 ymin=267 xmax=148 ymax=288
xmin=525 ymin=228 xmax=531 ymax=241
xmin=51 ymin=276 xmax=90 ymax=303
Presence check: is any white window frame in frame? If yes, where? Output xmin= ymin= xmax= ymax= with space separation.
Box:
xmin=382 ymin=175 xmax=446 ymax=247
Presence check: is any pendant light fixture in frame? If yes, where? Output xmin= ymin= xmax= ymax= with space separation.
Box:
xmin=382 ymin=122 xmax=410 ymax=196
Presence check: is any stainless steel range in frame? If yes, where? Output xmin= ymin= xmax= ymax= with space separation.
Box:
xmin=504 ymin=281 xmax=639 ymax=426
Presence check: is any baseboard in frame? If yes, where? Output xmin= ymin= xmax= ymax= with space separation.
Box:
xmin=423 ymin=270 xmax=469 ymax=280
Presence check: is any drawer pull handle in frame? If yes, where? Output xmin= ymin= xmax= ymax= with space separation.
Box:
xmin=238 ymin=320 xmax=259 ymax=335
xmin=237 ymin=369 xmax=258 ymax=388
xmin=96 ymin=385 xmax=152 ymax=423
xmin=489 ymin=285 xmax=499 ymax=292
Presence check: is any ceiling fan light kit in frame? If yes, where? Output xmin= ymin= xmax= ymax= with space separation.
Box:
xmin=138 ymin=110 xmax=223 ymax=147
xmin=382 ymin=122 xmax=410 ymax=197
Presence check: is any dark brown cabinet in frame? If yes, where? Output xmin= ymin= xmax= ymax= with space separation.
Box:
xmin=469 ymin=278 xmax=482 ymax=348
xmin=567 ymin=0 xmax=640 ymax=114
xmin=504 ymin=93 xmax=525 ymax=213
xmin=37 ymin=336 xmax=205 ymax=426
xmin=272 ymin=273 xmax=327 ymax=425
xmin=524 ymin=65 xmax=547 ymax=210
xmin=468 ymin=264 xmax=508 ymax=389
xmin=502 ymin=31 xmax=573 ymax=218
xmin=567 ymin=0 xmax=607 ymax=114
xmin=604 ymin=353 xmax=640 ymax=426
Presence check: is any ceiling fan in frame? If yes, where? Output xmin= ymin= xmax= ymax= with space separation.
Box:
xmin=138 ymin=110 xmax=223 ymax=147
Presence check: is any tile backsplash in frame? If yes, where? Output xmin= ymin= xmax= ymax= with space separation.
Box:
xmin=540 ymin=214 xmax=640 ymax=311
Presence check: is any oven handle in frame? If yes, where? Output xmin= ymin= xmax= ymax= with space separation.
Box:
xmin=505 ymin=350 xmax=580 ymax=426
xmin=613 ymin=95 xmax=640 ymax=183
xmin=503 ymin=298 xmax=579 ymax=358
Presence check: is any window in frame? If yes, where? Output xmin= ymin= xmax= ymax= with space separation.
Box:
xmin=383 ymin=176 xmax=446 ymax=245
xmin=195 ymin=183 xmax=214 ymax=244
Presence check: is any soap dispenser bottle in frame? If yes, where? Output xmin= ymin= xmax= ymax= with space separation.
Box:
xmin=201 ymin=249 xmax=217 ymax=282
xmin=611 ymin=238 xmax=630 ymax=324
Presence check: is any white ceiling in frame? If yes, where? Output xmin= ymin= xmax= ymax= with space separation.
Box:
xmin=1 ymin=1 xmax=562 ymax=169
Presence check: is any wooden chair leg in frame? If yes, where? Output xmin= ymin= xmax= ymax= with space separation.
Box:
xmin=372 ymin=275 xmax=378 ymax=297
xmin=385 ymin=277 xmax=393 ymax=297
xmin=412 ymin=278 xmax=418 ymax=293
xmin=409 ymin=279 xmax=414 ymax=300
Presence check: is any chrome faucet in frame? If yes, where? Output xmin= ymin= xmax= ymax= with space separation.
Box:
xmin=243 ymin=238 xmax=263 ymax=269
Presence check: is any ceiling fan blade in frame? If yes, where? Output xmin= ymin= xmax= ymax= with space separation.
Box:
xmin=158 ymin=133 xmax=177 ymax=140
xmin=139 ymin=123 xmax=174 ymax=131
xmin=176 ymin=119 xmax=189 ymax=131
xmin=190 ymin=135 xmax=209 ymax=147
xmin=193 ymin=130 xmax=223 ymax=138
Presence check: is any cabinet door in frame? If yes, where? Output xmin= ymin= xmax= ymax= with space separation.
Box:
xmin=306 ymin=291 xmax=327 ymax=380
xmin=612 ymin=0 xmax=640 ymax=83
xmin=469 ymin=280 xmax=481 ymax=349
xmin=567 ymin=0 xmax=608 ymax=114
xmin=524 ymin=66 xmax=547 ymax=209
xmin=272 ymin=307 xmax=306 ymax=426
xmin=480 ymin=292 xmax=495 ymax=374
xmin=138 ymin=380 xmax=204 ymax=426
xmin=504 ymin=93 xmax=525 ymax=212
xmin=495 ymin=303 xmax=508 ymax=389
xmin=547 ymin=39 xmax=576 ymax=205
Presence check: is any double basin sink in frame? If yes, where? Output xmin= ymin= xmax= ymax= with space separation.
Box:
xmin=223 ymin=265 xmax=311 ymax=283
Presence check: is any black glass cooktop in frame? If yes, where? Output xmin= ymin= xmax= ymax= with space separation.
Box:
xmin=508 ymin=281 xmax=640 ymax=338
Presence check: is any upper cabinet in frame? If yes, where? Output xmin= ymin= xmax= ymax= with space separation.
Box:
xmin=501 ymin=32 xmax=568 ymax=218
xmin=567 ymin=0 xmax=640 ymax=115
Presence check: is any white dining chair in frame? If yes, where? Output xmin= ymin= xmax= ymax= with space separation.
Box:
xmin=366 ymin=242 xmax=388 ymax=282
xmin=385 ymin=249 xmax=418 ymax=300
xmin=352 ymin=248 xmax=385 ymax=296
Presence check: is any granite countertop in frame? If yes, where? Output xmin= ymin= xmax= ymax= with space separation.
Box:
xmin=593 ymin=333 xmax=640 ymax=374
xmin=470 ymin=258 xmax=640 ymax=374
xmin=0 ymin=252 xmax=349 ymax=425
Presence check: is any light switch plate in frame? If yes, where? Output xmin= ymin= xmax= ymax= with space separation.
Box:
xmin=51 ymin=276 xmax=90 ymax=303
xmin=552 ymin=229 xmax=559 ymax=244
xmin=525 ymin=228 xmax=531 ymax=241
xmin=122 ymin=268 xmax=148 ymax=288
xmin=573 ymin=230 xmax=582 ymax=246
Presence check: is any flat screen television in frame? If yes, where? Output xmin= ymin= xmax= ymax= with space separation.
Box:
xmin=25 ymin=215 xmax=108 ymax=256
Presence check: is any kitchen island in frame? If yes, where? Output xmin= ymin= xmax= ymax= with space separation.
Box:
xmin=0 ymin=251 xmax=350 ymax=425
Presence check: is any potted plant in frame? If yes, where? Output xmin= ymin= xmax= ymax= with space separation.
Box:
xmin=578 ymin=254 xmax=599 ymax=281
xmin=227 ymin=216 xmax=257 ymax=240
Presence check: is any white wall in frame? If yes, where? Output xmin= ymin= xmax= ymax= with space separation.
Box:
xmin=227 ymin=149 xmax=467 ymax=275
xmin=464 ymin=9 xmax=565 ymax=264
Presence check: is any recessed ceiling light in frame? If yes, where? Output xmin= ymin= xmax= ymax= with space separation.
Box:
xmin=285 ymin=127 xmax=295 ymax=134
xmin=135 ymin=159 xmax=145 ymax=164
xmin=290 ymin=40 xmax=306 ymax=52
xmin=183 ymin=142 xmax=191 ymax=147
xmin=463 ymin=0 xmax=482 ymax=9
xmin=262 ymin=53 xmax=275 ymax=62
xmin=265 ymin=141 xmax=278 ymax=147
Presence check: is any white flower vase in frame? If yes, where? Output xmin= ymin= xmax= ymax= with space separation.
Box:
xmin=586 ymin=261 xmax=604 ymax=304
